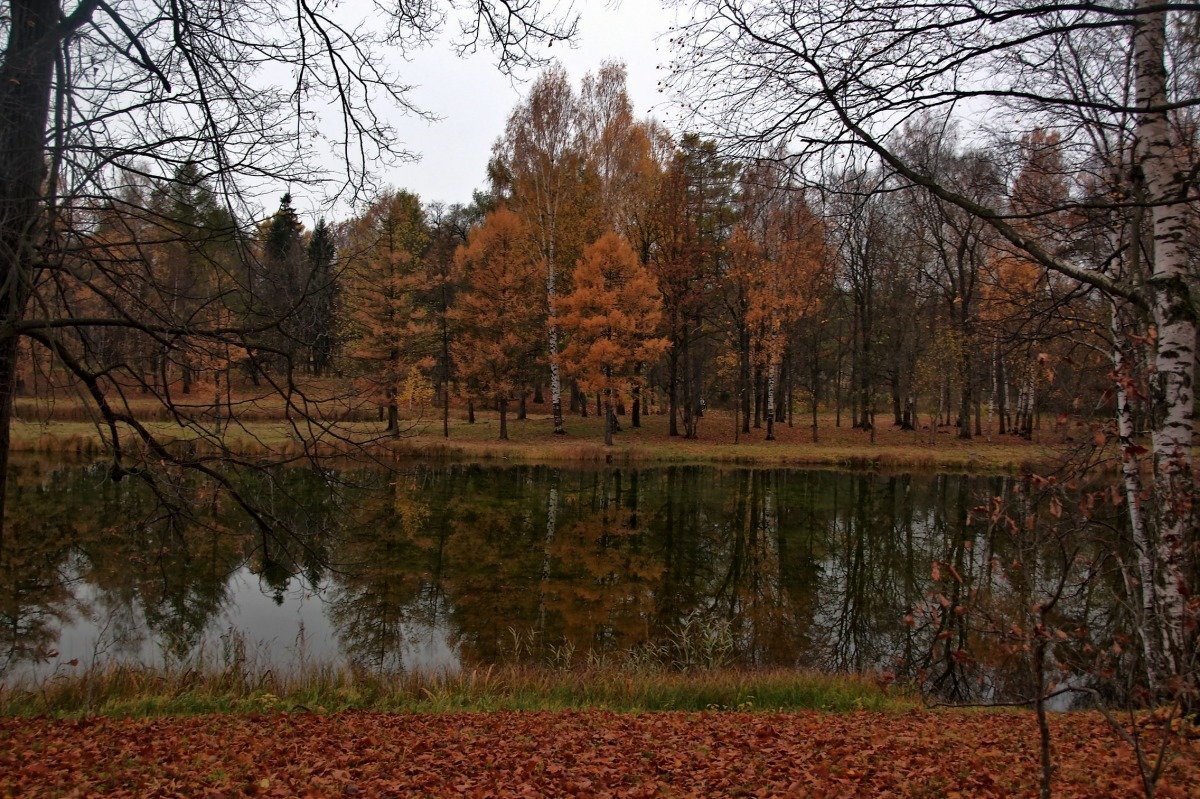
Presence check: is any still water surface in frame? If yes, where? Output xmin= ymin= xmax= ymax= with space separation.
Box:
xmin=0 ymin=458 xmax=1118 ymax=695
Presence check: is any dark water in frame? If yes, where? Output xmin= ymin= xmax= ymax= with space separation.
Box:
xmin=0 ymin=458 xmax=1126 ymax=699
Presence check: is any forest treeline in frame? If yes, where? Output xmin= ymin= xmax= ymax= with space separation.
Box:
xmin=29 ymin=62 xmax=1117 ymax=447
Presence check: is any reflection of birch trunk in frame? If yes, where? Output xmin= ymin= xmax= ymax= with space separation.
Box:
xmin=536 ymin=478 xmax=560 ymax=639
xmin=1134 ymin=0 xmax=1193 ymax=680
xmin=762 ymin=475 xmax=776 ymax=539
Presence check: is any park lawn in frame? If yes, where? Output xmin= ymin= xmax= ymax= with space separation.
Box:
xmin=2 ymin=708 xmax=1197 ymax=797
xmin=9 ymin=404 xmax=1070 ymax=472
xmin=380 ymin=408 xmax=1068 ymax=471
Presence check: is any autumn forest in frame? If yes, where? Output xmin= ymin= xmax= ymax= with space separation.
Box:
xmin=31 ymin=62 xmax=1119 ymax=455
xmin=2 ymin=0 xmax=1198 ymax=796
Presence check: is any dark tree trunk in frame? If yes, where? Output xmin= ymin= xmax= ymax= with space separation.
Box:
xmin=603 ymin=371 xmax=613 ymax=447
xmin=441 ymin=310 xmax=451 ymax=438
xmin=682 ymin=325 xmax=698 ymax=439
xmin=849 ymin=307 xmax=859 ymax=427
xmin=740 ymin=322 xmax=751 ymax=434
xmin=0 ymin=336 xmax=20 ymax=548
xmin=849 ymin=366 xmax=859 ymax=426
xmin=958 ymin=376 xmax=972 ymax=440
xmin=777 ymin=359 xmax=787 ymax=422
xmin=891 ymin=369 xmax=902 ymax=426
xmin=442 ymin=384 xmax=450 ymax=439
xmin=631 ymin=384 xmax=641 ymax=428
xmin=858 ymin=356 xmax=872 ymax=430
xmin=811 ymin=389 xmax=819 ymax=443
xmin=518 ymin=392 xmax=527 ymax=420
xmin=533 ymin=384 xmax=543 ymax=404
xmin=997 ymin=358 xmax=1008 ymax=434
xmin=468 ymin=400 xmax=475 ymax=424
xmin=668 ymin=340 xmax=680 ymax=436
xmin=0 ymin=0 xmax=62 ymax=541
xmin=498 ymin=397 xmax=508 ymax=440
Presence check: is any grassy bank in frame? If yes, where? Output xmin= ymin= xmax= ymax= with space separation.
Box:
xmin=10 ymin=407 xmax=1068 ymax=472
xmin=0 ymin=664 xmax=913 ymax=718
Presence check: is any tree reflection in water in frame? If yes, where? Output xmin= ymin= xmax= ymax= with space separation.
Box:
xmin=0 ymin=458 xmax=1125 ymax=702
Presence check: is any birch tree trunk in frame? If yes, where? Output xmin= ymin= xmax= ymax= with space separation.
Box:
xmin=765 ymin=359 xmax=776 ymax=441
xmin=1133 ymin=0 xmax=1195 ymax=681
xmin=547 ymin=254 xmax=566 ymax=434
xmin=1112 ymin=301 xmax=1164 ymax=692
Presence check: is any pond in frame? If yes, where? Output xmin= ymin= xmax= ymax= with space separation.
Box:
xmin=0 ymin=457 xmax=1128 ymax=702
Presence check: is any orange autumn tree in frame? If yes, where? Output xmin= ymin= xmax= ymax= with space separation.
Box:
xmin=753 ymin=193 xmax=827 ymax=441
xmin=451 ymin=208 xmax=544 ymax=440
xmin=556 ymin=232 xmax=668 ymax=446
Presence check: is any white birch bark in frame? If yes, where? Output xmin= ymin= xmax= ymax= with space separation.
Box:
xmin=1111 ymin=301 xmax=1163 ymax=690
xmin=547 ymin=253 xmax=565 ymax=434
xmin=1134 ymin=0 xmax=1195 ymax=677
xmin=503 ymin=69 xmax=574 ymax=436
xmin=765 ymin=359 xmax=777 ymax=440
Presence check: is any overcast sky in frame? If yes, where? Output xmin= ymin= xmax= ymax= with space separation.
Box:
xmin=303 ymin=2 xmax=680 ymax=218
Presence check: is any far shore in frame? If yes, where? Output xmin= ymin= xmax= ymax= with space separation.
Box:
xmin=9 ymin=404 xmax=1076 ymax=473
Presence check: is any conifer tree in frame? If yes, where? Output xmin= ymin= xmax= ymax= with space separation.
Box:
xmin=451 ymin=209 xmax=544 ymax=440
xmin=344 ymin=190 xmax=429 ymax=435
xmin=557 ymin=232 xmax=668 ymax=445
xmin=305 ymin=219 xmax=338 ymax=377
xmin=146 ymin=163 xmax=240 ymax=393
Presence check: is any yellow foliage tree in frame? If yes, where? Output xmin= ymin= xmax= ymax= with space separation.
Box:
xmin=451 ymin=209 xmax=544 ymax=440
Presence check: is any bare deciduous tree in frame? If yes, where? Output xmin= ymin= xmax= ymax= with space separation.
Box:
xmin=0 ymin=0 xmax=576 ymax=537
xmin=668 ymin=0 xmax=1197 ymax=702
